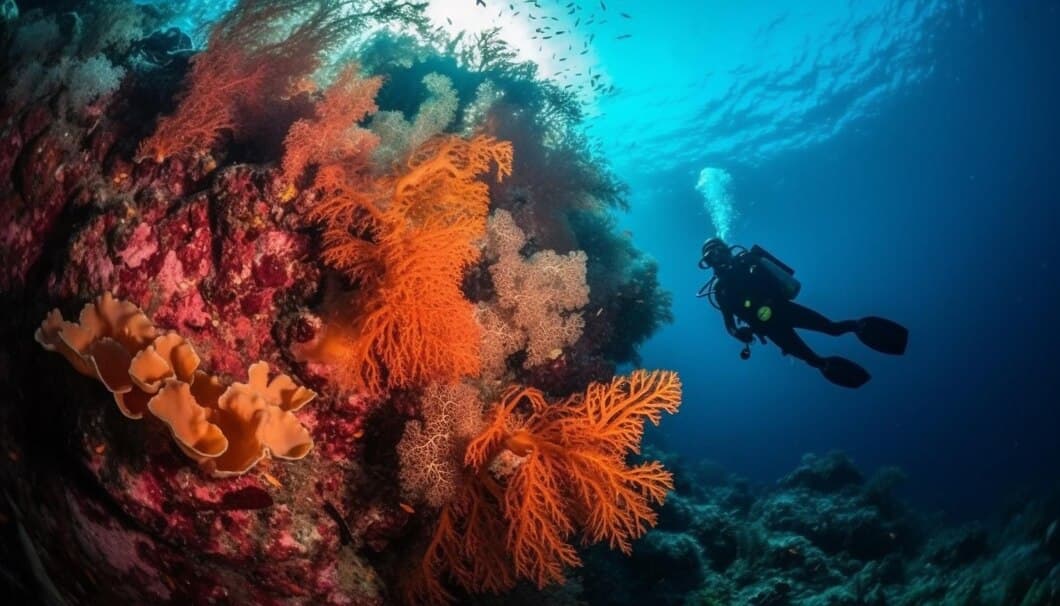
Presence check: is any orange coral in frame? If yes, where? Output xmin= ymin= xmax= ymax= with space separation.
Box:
xmin=406 ymin=369 xmax=682 ymax=603
xmin=36 ymin=293 xmax=315 ymax=476
xmin=281 ymin=64 xmax=383 ymax=186
xmin=310 ymin=135 xmax=513 ymax=394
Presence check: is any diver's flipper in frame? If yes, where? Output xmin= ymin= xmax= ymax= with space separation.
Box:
xmin=856 ymin=316 xmax=908 ymax=355
xmin=820 ymin=356 xmax=871 ymax=389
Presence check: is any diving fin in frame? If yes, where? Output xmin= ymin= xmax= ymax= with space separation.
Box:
xmin=856 ymin=316 xmax=908 ymax=355
xmin=820 ymin=356 xmax=871 ymax=389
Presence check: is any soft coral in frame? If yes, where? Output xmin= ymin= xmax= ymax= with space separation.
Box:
xmin=407 ymin=369 xmax=682 ymax=603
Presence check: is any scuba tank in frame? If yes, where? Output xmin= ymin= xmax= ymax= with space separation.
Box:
xmin=750 ymin=245 xmax=801 ymax=300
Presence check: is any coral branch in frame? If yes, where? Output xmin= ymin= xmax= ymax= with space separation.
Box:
xmin=408 ymin=369 xmax=682 ymax=601
xmin=310 ymin=135 xmax=513 ymax=394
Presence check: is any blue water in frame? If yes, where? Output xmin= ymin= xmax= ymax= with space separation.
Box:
xmin=589 ymin=0 xmax=1060 ymax=519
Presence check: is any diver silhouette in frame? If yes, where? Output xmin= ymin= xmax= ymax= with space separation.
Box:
xmin=697 ymin=238 xmax=908 ymax=388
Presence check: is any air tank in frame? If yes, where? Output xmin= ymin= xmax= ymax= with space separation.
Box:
xmin=751 ymin=245 xmax=801 ymax=300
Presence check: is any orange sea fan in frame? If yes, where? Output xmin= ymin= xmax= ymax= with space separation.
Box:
xmin=406 ymin=369 xmax=682 ymax=603
xmin=311 ymin=135 xmax=513 ymax=394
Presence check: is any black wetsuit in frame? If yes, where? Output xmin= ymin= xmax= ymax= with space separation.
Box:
xmin=714 ymin=252 xmax=857 ymax=369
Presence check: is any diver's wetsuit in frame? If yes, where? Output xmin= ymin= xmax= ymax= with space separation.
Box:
xmin=714 ymin=252 xmax=858 ymax=369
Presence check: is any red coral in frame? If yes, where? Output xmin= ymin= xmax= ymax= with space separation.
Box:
xmin=135 ymin=45 xmax=265 ymax=163
xmin=136 ymin=1 xmax=351 ymax=164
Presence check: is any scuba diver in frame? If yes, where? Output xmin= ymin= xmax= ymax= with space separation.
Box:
xmin=698 ymin=238 xmax=908 ymax=388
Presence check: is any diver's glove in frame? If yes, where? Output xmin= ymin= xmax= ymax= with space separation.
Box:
xmin=734 ymin=326 xmax=755 ymax=344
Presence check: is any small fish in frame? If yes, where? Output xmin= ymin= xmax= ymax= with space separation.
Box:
xmin=476 ymin=0 xmax=485 ymax=6
xmin=600 ymin=0 xmax=607 ymax=10
xmin=262 ymin=472 xmax=283 ymax=488
xmin=616 ymin=33 xmax=632 ymax=39
xmin=621 ymin=12 xmax=632 ymax=19
xmin=446 ymin=17 xmax=452 ymax=24
xmin=399 ymin=502 xmax=416 ymax=514
xmin=542 ymin=35 xmax=552 ymax=39
xmin=323 ymin=502 xmax=355 ymax=545
xmin=596 ymin=307 xmax=604 ymax=317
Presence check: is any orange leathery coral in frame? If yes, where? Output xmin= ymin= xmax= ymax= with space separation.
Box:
xmin=199 ymin=362 xmax=315 ymax=476
xmin=231 ymin=361 xmax=316 ymax=412
xmin=129 ymin=332 xmax=201 ymax=394
xmin=205 ymin=384 xmax=313 ymax=477
xmin=147 ymin=380 xmax=229 ymax=459
xmin=35 ymin=292 xmax=160 ymax=418
xmin=406 ymin=370 xmax=682 ymax=602
xmin=37 ymin=293 xmax=316 ymax=477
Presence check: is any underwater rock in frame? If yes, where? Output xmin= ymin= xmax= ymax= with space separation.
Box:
xmin=926 ymin=524 xmax=989 ymax=568
xmin=779 ymin=451 xmax=864 ymax=493
xmin=630 ymin=531 xmax=706 ymax=593
xmin=580 ymin=452 xmax=1060 ymax=606
xmin=1046 ymin=519 xmax=1060 ymax=560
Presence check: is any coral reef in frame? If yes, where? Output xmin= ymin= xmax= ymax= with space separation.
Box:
xmin=0 ymin=1 xmax=678 ymax=604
